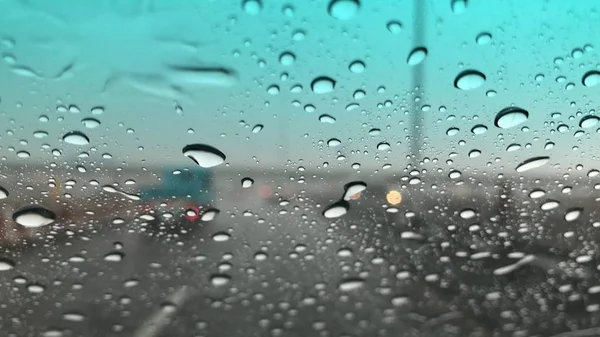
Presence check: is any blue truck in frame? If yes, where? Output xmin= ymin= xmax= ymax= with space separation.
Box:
xmin=139 ymin=167 xmax=215 ymax=223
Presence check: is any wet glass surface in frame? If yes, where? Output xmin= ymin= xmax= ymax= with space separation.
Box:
xmin=1 ymin=0 xmax=600 ymax=336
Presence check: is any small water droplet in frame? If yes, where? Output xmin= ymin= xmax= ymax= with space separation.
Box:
xmin=476 ymin=32 xmax=492 ymax=45
xmin=201 ymin=208 xmax=220 ymax=221
xmin=406 ymin=47 xmax=427 ymax=66
xmin=454 ymin=70 xmax=486 ymax=90
xmin=494 ymin=107 xmax=529 ymax=129
xmin=338 ymin=278 xmax=365 ymax=291
xmin=63 ymin=131 xmax=90 ymax=145
xmin=13 ymin=205 xmax=56 ymax=228
xmin=529 ymin=189 xmax=546 ymax=198
xmin=91 ymin=106 xmax=105 ymax=115
xmin=471 ymin=124 xmax=488 ymax=135
xmin=327 ymin=138 xmax=342 ymax=147
xmin=251 ymin=124 xmax=263 ymax=133
xmin=565 ymin=208 xmax=583 ymax=222
xmin=0 ymin=258 xmax=15 ymax=271
xmin=541 ymin=200 xmax=559 ymax=211
xmin=183 ymin=144 xmax=226 ymax=167
xmin=319 ymin=114 xmax=336 ymax=124
xmin=241 ymin=178 xmax=254 ymax=188
xmin=311 ymin=76 xmax=335 ymax=94
xmin=104 ymin=252 xmax=124 ymax=262
xmin=446 ymin=127 xmax=459 ymax=136
xmin=580 ymin=115 xmax=599 ymax=128
xmin=279 ymin=52 xmax=296 ymax=66
xmin=62 ymin=312 xmax=85 ymax=322
xmin=468 ymin=149 xmax=481 ymax=158
xmin=582 ymin=71 xmax=600 ymax=87
xmin=28 ymin=283 xmax=45 ymax=293
xmin=515 ymin=156 xmax=549 ymax=173
xmin=211 ymin=274 xmax=231 ymax=286
xmin=0 ymin=187 xmax=8 ymax=200
xmin=323 ymin=200 xmax=349 ymax=218
xmin=343 ymin=181 xmax=367 ymax=200
xmin=348 ymin=60 xmax=365 ymax=73
xmin=212 ymin=232 xmax=230 ymax=242
xmin=451 ymin=0 xmax=468 ymax=14
xmin=242 ymin=0 xmax=262 ymax=15
xmin=337 ymin=247 xmax=353 ymax=257
xmin=328 ymin=0 xmax=360 ymax=20
xmin=386 ymin=21 xmax=402 ymax=34
xmin=459 ymin=208 xmax=476 ymax=219
xmin=82 ymin=118 xmax=101 ymax=129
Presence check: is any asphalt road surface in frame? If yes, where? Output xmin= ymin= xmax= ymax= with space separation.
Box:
xmin=1 ymin=194 xmax=600 ymax=337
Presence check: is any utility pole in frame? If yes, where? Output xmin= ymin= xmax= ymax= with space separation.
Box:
xmin=410 ymin=0 xmax=426 ymax=168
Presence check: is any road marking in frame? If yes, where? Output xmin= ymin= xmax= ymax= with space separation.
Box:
xmin=132 ymin=286 xmax=190 ymax=337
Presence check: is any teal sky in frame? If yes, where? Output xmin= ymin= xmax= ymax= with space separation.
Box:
xmin=0 ymin=0 xmax=599 ymax=178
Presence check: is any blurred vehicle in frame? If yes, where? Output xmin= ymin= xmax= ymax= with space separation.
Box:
xmin=138 ymin=167 xmax=214 ymax=228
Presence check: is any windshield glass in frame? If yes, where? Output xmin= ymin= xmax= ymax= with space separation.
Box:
xmin=1 ymin=1 xmax=599 ymax=336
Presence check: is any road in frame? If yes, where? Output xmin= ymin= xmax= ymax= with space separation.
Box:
xmin=1 ymin=192 xmax=600 ymax=337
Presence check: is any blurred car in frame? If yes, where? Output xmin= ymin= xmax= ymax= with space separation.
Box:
xmin=138 ymin=167 xmax=214 ymax=230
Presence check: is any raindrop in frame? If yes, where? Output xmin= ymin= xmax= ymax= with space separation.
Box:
xmin=454 ymin=70 xmax=486 ymax=90
xmin=506 ymin=143 xmax=521 ymax=152
xmin=565 ymin=208 xmax=583 ymax=222
xmin=338 ymin=278 xmax=365 ymax=292
xmin=252 ymin=124 xmax=263 ymax=133
xmin=0 ymin=258 xmax=15 ymax=271
xmin=515 ymin=156 xmax=549 ymax=173
xmin=0 ymin=187 xmax=9 ymax=199
xmin=494 ymin=107 xmax=529 ymax=129
xmin=13 ymin=205 xmax=56 ymax=228
xmin=476 ymin=32 xmax=492 ymax=45
xmin=391 ymin=296 xmax=410 ymax=307
xmin=104 ymin=252 xmax=124 ymax=262
xmin=267 ymin=85 xmax=280 ymax=95
xmin=446 ymin=127 xmax=459 ymax=136
xmin=348 ymin=60 xmax=366 ymax=73
xmin=451 ymin=0 xmax=468 ymax=14
xmin=33 ymin=131 xmax=48 ymax=138
xmin=460 ymin=208 xmax=476 ymax=219
xmin=212 ymin=232 xmax=230 ymax=242
xmin=541 ymin=200 xmax=559 ymax=211
xmin=254 ymin=252 xmax=268 ymax=261
xmin=210 ymin=274 xmax=231 ymax=286
xmin=183 ymin=144 xmax=226 ymax=168
xmin=582 ymin=71 xmax=600 ymax=87
xmin=319 ymin=114 xmax=336 ymax=124
xmin=39 ymin=115 xmax=49 ymax=122
xmin=81 ymin=118 xmax=101 ymax=129
xmin=529 ymin=189 xmax=546 ymax=199
xmin=387 ymin=21 xmax=402 ymax=34
xmin=27 ymin=283 xmax=45 ymax=293
xmin=62 ymin=313 xmax=85 ymax=322
xmin=448 ymin=170 xmax=461 ymax=179
xmin=279 ymin=52 xmax=295 ymax=66
xmin=327 ymin=138 xmax=341 ymax=147
xmin=241 ymin=178 xmax=254 ymax=188
xmin=328 ymin=0 xmax=360 ymax=20
xmin=17 ymin=151 xmax=30 ymax=158
xmin=471 ymin=124 xmax=488 ymax=135
xmin=580 ymin=115 xmax=599 ymax=128
xmin=343 ymin=181 xmax=367 ymax=200
xmin=406 ymin=47 xmax=427 ymax=66
xmin=468 ymin=149 xmax=481 ymax=158
xmin=337 ymin=247 xmax=353 ymax=257
xmin=242 ymin=0 xmax=262 ymax=15
xmin=311 ymin=76 xmax=336 ymax=94
xmin=377 ymin=142 xmax=390 ymax=150
xmin=91 ymin=106 xmax=105 ymax=115
xmin=323 ymin=200 xmax=349 ymax=218
xmin=63 ymin=131 xmax=90 ymax=145
xmin=201 ymin=208 xmax=220 ymax=221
